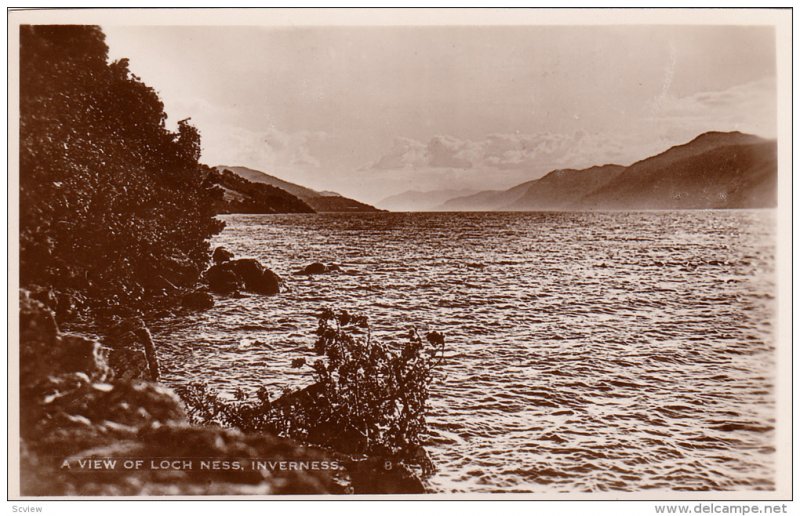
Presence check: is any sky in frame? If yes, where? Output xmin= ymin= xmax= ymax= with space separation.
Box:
xmin=103 ymin=25 xmax=776 ymax=204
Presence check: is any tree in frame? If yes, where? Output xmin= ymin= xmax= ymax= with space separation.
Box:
xmin=19 ymin=25 xmax=224 ymax=314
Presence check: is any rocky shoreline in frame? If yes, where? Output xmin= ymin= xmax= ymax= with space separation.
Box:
xmin=19 ymin=249 xmax=427 ymax=496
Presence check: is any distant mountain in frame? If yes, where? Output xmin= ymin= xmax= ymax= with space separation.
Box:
xmin=505 ymin=164 xmax=626 ymax=211
xmin=216 ymin=165 xmax=382 ymax=212
xmin=441 ymin=131 xmax=776 ymax=211
xmin=579 ymin=132 xmax=776 ymax=209
xmin=441 ymin=166 xmax=625 ymax=211
xmin=207 ymin=168 xmax=314 ymax=214
xmin=378 ymin=189 xmax=479 ymax=211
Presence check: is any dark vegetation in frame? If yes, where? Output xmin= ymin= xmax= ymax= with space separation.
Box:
xmin=305 ymin=195 xmax=384 ymax=213
xmin=177 ymin=308 xmax=445 ymax=477
xmin=210 ymin=168 xmax=315 ymax=214
xmin=20 ymin=25 xmax=224 ymax=316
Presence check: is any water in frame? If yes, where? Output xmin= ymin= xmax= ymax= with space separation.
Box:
xmin=150 ymin=211 xmax=776 ymax=493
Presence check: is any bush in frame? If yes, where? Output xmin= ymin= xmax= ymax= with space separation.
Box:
xmin=177 ymin=308 xmax=445 ymax=468
xmin=20 ymin=25 xmax=224 ymax=314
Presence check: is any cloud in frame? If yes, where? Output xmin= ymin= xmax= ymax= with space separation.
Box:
xmin=647 ymin=76 xmax=776 ymax=138
xmin=370 ymin=137 xmax=427 ymax=170
xmin=366 ymin=131 xmax=629 ymax=176
xmin=158 ymin=95 xmax=328 ymax=173
xmin=259 ymin=127 xmax=328 ymax=168
xmin=195 ymin=123 xmax=327 ymax=172
xmin=427 ymin=135 xmax=476 ymax=169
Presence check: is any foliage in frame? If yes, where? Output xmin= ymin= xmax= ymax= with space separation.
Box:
xmin=177 ymin=308 xmax=445 ymax=467
xmin=20 ymin=25 xmax=225 ymax=313
xmin=211 ymin=168 xmax=315 ymax=214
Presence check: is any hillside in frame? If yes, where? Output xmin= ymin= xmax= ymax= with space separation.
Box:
xmin=217 ymin=165 xmax=382 ymax=212
xmin=208 ymin=168 xmax=315 ymax=214
xmin=579 ymin=133 xmax=776 ymax=209
xmin=440 ymin=181 xmax=540 ymax=211
xmin=504 ymin=165 xmax=626 ymax=211
xmin=440 ymin=131 xmax=776 ymax=211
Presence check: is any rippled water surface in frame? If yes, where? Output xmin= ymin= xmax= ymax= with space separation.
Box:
xmin=151 ymin=211 xmax=775 ymax=493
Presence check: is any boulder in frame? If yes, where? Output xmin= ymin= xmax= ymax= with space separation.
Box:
xmin=19 ymin=291 xmax=109 ymax=385
xmin=212 ymin=246 xmax=234 ymax=265
xmin=228 ymin=258 xmax=263 ymax=284
xmin=302 ymin=262 xmax=327 ymax=275
xmin=206 ymin=253 xmax=281 ymax=296
xmin=59 ymin=335 xmax=109 ymax=378
xmin=206 ymin=264 xmax=242 ymax=294
xmin=256 ymin=268 xmax=282 ymax=295
xmin=294 ymin=262 xmax=341 ymax=275
xmin=181 ymin=290 xmax=214 ymax=310
xmin=228 ymin=259 xmax=281 ymax=295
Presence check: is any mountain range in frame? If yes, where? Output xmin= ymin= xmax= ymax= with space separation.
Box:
xmin=211 ymin=131 xmax=776 ymax=215
xmin=440 ymin=131 xmax=777 ymax=211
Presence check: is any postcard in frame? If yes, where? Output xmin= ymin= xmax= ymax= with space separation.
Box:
xmin=7 ymin=7 xmax=792 ymax=500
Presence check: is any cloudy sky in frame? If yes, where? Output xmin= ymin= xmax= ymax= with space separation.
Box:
xmin=103 ymin=25 xmax=776 ymax=203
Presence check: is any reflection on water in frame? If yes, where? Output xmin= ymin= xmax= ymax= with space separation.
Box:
xmin=150 ymin=211 xmax=776 ymax=493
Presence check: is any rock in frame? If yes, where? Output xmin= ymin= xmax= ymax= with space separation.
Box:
xmin=256 ymin=268 xmax=282 ymax=295
xmin=106 ymin=318 xmax=160 ymax=381
xmin=227 ymin=258 xmax=263 ymax=285
xmin=20 ymin=291 xmax=108 ymax=384
xmin=303 ymin=262 xmax=328 ymax=275
xmin=206 ymin=253 xmax=281 ymax=296
xmin=228 ymin=259 xmax=281 ymax=295
xmin=59 ymin=335 xmax=109 ymax=378
xmin=24 ymin=421 xmax=344 ymax=496
xmin=206 ymin=264 xmax=242 ymax=294
xmin=212 ymin=246 xmax=234 ymax=265
xmin=181 ymin=290 xmax=214 ymax=310
xmin=32 ymin=379 xmax=186 ymax=445
xmin=19 ymin=291 xmax=111 ymax=439
xmin=294 ymin=262 xmax=340 ymax=275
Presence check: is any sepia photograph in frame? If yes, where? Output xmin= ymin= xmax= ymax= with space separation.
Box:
xmin=7 ymin=7 xmax=792 ymax=503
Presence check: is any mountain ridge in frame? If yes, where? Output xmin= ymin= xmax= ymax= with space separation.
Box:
xmin=438 ymin=131 xmax=776 ymax=211
xmin=216 ymin=165 xmax=382 ymax=212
